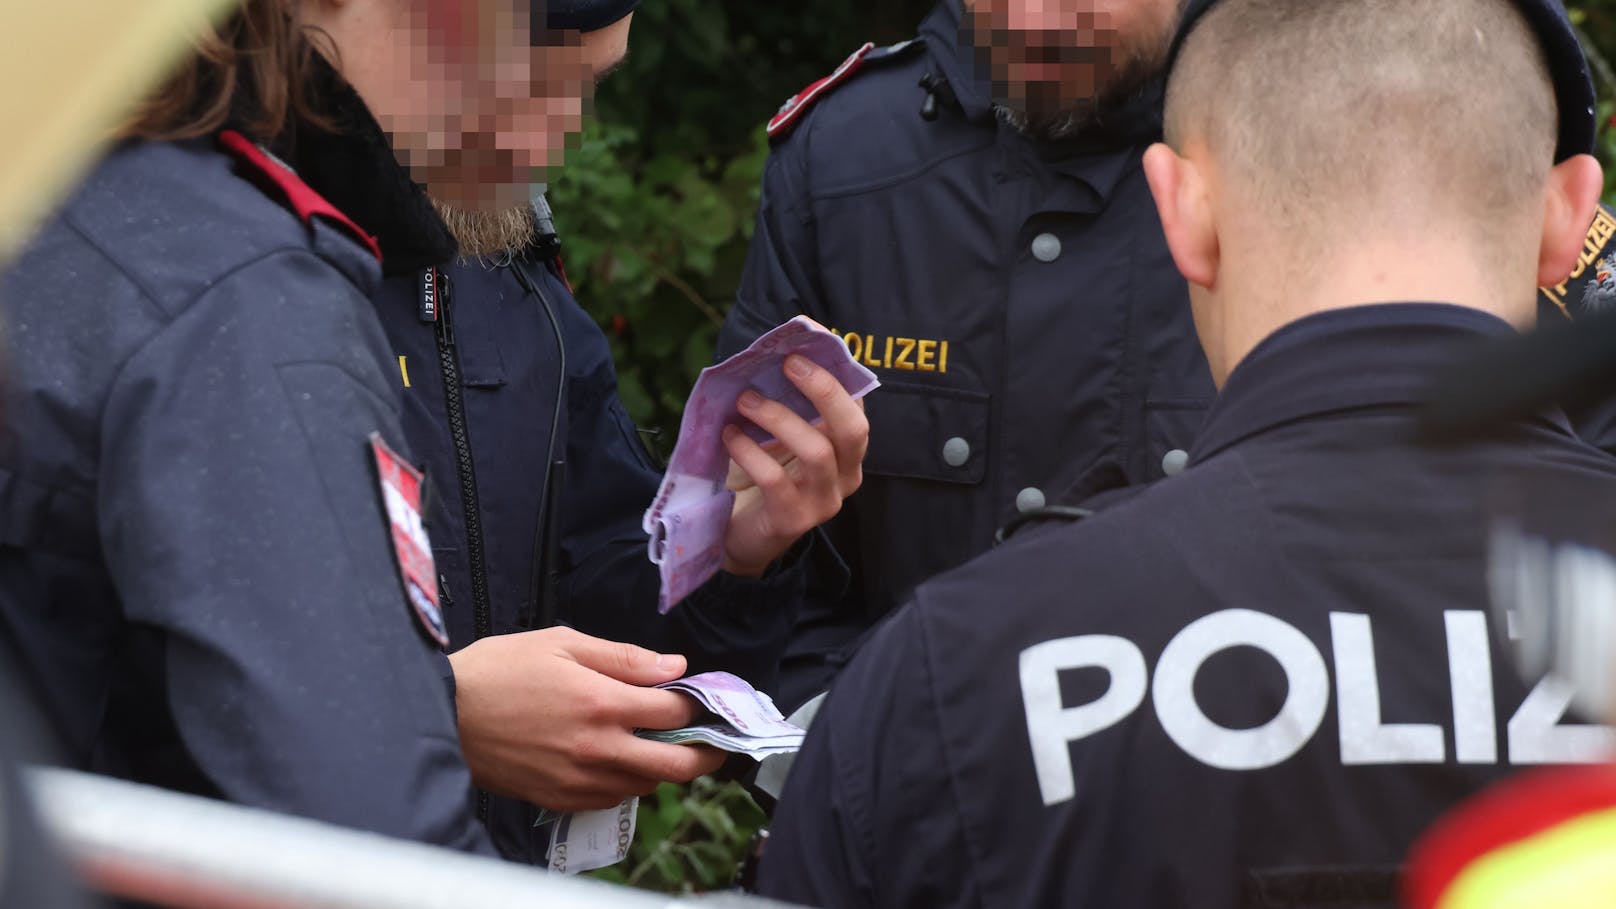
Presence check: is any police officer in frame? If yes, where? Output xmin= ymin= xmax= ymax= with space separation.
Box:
xmin=727 ymin=0 xmax=1616 ymax=718
xmin=720 ymin=0 xmax=1216 ymax=712
xmin=0 ymin=0 xmax=586 ymax=852
xmin=757 ymin=0 xmax=1616 ymax=905
xmin=355 ymin=1 xmax=871 ymax=862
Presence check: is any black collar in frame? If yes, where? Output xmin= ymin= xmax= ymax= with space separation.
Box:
xmin=272 ymin=56 xmax=458 ymax=277
xmin=1189 ymin=303 xmax=1576 ymax=463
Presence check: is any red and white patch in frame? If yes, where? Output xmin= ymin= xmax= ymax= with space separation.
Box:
xmin=370 ymin=433 xmax=448 ymax=648
xmin=766 ymin=42 xmax=877 ymax=140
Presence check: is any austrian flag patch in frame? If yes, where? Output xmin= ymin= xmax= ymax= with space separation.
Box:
xmin=370 ymin=433 xmax=448 ymax=648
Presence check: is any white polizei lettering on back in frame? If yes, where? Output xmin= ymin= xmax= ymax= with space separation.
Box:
xmin=1330 ymin=613 xmax=1445 ymax=764
xmin=1152 ymin=610 xmax=1330 ymax=771
xmin=1019 ymin=636 xmax=1148 ymax=807
xmin=1444 ymin=611 xmax=1499 ymax=764
xmin=1017 ymin=607 xmax=1616 ymax=800
xmin=1507 ymin=674 xmax=1616 ymax=763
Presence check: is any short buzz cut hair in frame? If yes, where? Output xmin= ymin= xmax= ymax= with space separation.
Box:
xmin=1164 ymin=0 xmax=1558 ymax=249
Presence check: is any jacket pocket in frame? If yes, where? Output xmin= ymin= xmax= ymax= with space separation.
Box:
xmin=863 ymin=381 xmax=990 ymax=485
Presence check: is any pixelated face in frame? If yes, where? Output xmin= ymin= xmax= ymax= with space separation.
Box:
xmin=322 ymin=1 xmax=600 ymax=212
xmin=963 ymin=0 xmax=1178 ymax=120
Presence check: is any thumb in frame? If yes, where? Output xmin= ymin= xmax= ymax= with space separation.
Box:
xmin=559 ymin=631 xmax=687 ymax=685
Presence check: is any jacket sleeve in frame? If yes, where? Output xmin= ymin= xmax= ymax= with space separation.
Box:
xmin=0 ymin=677 xmax=94 ymax=909
xmin=757 ymin=602 xmax=982 ymax=909
xmin=718 ymin=144 xmax=823 ymax=358
xmin=97 ymin=250 xmax=491 ymax=854
xmin=550 ymin=289 xmax=804 ymax=692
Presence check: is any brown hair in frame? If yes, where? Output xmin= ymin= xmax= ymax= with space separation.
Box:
xmin=122 ymin=1 xmax=336 ymax=144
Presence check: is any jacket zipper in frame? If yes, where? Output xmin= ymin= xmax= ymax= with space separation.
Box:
xmin=429 ymin=267 xmax=493 ymax=822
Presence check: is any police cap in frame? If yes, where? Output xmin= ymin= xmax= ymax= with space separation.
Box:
xmin=1169 ymin=0 xmax=1597 ymax=162
xmin=540 ymin=0 xmax=641 ymax=32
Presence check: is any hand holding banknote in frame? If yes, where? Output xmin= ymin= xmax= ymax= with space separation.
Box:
xmin=645 ymin=317 xmax=878 ymax=610
xmin=718 ymin=351 xmax=871 ymax=577
xmin=449 ymin=627 xmax=726 ymax=812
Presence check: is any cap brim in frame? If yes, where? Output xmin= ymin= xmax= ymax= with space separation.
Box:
xmin=539 ymin=0 xmax=640 ymax=33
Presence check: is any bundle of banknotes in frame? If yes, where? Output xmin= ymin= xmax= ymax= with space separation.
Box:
xmin=546 ymin=671 xmax=806 ymax=875
xmin=643 ymin=316 xmax=880 ymax=612
xmin=639 ymin=671 xmax=806 ymax=758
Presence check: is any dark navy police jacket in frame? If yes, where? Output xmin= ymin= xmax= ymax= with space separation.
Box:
xmin=375 ymin=248 xmax=808 ymax=862
xmin=0 ymin=131 xmax=491 ymax=853
xmin=378 ymin=253 xmax=804 ymax=679
xmin=266 ymin=59 xmax=808 ymax=861
xmin=759 ymin=304 xmax=1616 ymax=908
xmin=720 ymin=0 xmax=1216 ymax=710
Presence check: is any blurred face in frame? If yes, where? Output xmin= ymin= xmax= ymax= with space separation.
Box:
xmin=425 ymin=15 xmax=633 ymax=257
xmin=306 ymin=0 xmax=599 ymax=212
xmin=963 ymin=0 xmax=1179 ymax=139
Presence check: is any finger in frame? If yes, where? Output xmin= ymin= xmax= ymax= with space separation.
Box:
xmin=783 ymin=355 xmax=869 ymax=487
xmin=556 ymin=628 xmax=687 ymax=685
xmin=612 ymin=686 xmax=707 ymax=731
xmin=610 ymin=738 xmax=729 ymax=784
xmin=723 ymin=424 xmax=799 ymax=501
xmin=734 ymin=392 xmax=837 ymax=491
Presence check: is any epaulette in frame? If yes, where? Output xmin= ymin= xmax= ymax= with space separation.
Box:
xmin=766 ymin=38 xmax=926 ymax=143
xmin=1541 ymin=202 xmax=1616 ymax=319
xmin=218 ymin=130 xmax=383 ymax=263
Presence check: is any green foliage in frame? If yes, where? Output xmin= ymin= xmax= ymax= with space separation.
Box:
xmin=1571 ymin=2 xmax=1616 ymax=202
xmin=587 ymin=779 xmax=768 ymax=893
xmin=549 ymin=1 xmax=934 ymax=448
xmin=550 ymin=122 xmax=769 ymax=447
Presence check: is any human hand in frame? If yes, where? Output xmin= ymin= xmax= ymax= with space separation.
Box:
xmin=720 ymin=354 xmax=869 ymax=577
xmin=448 ymin=627 xmax=726 ymax=812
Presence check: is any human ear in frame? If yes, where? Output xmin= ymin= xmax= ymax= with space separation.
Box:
xmin=1538 ymin=153 xmax=1605 ymax=288
xmin=1143 ymin=142 xmax=1219 ymax=290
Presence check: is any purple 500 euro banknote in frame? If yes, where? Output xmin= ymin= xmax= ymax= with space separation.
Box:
xmin=643 ymin=316 xmax=880 ymax=611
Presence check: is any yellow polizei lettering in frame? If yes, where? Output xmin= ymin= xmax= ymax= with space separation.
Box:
xmin=894 ymin=337 xmax=917 ymax=370
xmin=916 ymin=339 xmax=938 ymax=372
xmin=829 ymin=328 xmax=950 ymax=374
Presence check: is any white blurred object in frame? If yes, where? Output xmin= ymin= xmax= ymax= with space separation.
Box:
xmin=0 ymin=0 xmax=236 ymax=261
xmin=1491 ymin=520 xmax=1616 ymax=722
xmin=27 ymin=768 xmax=796 ymax=909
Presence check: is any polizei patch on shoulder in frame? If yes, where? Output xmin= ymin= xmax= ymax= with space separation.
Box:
xmin=1542 ymin=203 xmax=1616 ymax=319
xmin=768 ymin=41 xmax=907 ymax=142
xmin=370 ymin=433 xmax=449 ymax=648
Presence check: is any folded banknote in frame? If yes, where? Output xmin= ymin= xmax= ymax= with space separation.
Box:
xmin=644 ymin=316 xmax=880 ymax=612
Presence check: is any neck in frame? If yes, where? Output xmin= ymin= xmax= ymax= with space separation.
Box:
xmin=1206 ymin=234 xmax=1536 ymax=387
